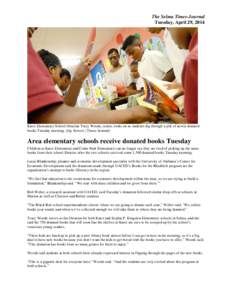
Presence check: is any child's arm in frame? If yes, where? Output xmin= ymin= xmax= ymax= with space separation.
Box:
xmin=64 ymin=57 xmax=91 ymax=107
xmin=158 ymin=103 xmax=187 ymax=124
xmin=28 ymin=103 xmax=158 ymax=124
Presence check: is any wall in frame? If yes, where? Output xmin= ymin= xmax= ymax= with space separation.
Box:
xmin=92 ymin=28 xmax=163 ymax=71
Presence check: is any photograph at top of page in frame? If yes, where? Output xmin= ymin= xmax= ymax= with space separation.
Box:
xmin=27 ymin=27 xmax=198 ymax=124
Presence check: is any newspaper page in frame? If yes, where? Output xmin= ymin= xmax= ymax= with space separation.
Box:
xmin=1 ymin=1 xmax=232 ymax=300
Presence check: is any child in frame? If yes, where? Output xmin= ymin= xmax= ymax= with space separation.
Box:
xmin=28 ymin=28 xmax=157 ymax=124
xmin=129 ymin=61 xmax=144 ymax=92
xmin=157 ymin=28 xmax=198 ymax=124
xmin=121 ymin=35 xmax=174 ymax=82
xmin=58 ymin=68 xmax=71 ymax=96
xmin=38 ymin=48 xmax=89 ymax=107
xmin=147 ymin=27 xmax=187 ymax=112
xmin=38 ymin=49 xmax=62 ymax=86
xmin=147 ymin=28 xmax=188 ymax=84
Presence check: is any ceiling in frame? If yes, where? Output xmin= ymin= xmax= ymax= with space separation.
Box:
xmin=31 ymin=27 xmax=121 ymax=68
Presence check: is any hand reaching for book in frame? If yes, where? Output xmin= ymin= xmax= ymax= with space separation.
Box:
xmin=164 ymin=82 xmax=184 ymax=100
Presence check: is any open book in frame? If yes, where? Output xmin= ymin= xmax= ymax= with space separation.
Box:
xmin=137 ymin=76 xmax=180 ymax=113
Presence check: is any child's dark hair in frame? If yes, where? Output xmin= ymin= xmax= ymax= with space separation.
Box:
xmin=60 ymin=68 xmax=71 ymax=79
xmin=107 ymin=48 xmax=119 ymax=56
xmin=38 ymin=49 xmax=61 ymax=68
xmin=130 ymin=60 xmax=138 ymax=66
xmin=122 ymin=35 xmax=140 ymax=51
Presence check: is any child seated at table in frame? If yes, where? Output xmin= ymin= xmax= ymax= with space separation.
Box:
xmin=129 ymin=61 xmax=144 ymax=92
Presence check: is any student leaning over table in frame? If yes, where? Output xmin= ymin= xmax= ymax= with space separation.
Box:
xmin=38 ymin=49 xmax=69 ymax=100
xmin=37 ymin=48 xmax=80 ymax=107
xmin=122 ymin=35 xmax=175 ymax=82
xmin=147 ymin=27 xmax=188 ymax=85
xmin=147 ymin=27 xmax=187 ymax=103
xmin=38 ymin=49 xmax=62 ymax=88
xmin=27 ymin=28 xmax=157 ymax=124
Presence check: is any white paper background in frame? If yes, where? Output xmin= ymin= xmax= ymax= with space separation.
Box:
xmin=1 ymin=1 xmax=232 ymax=299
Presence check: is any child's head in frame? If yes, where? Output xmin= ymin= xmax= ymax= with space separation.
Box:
xmin=58 ymin=68 xmax=71 ymax=91
xmin=38 ymin=49 xmax=62 ymax=84
xmin=130 ymin=61 xmax=140 ymax=79
xmin=107 ymin=48 xmax=120 ymax=68
xmin=122 ymin=35 xmax=144 ymax=61
xmin=147 ymin=27 xmax=165 ymax=34
xmin=169 ymin=27 xmax=197 ymax=49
